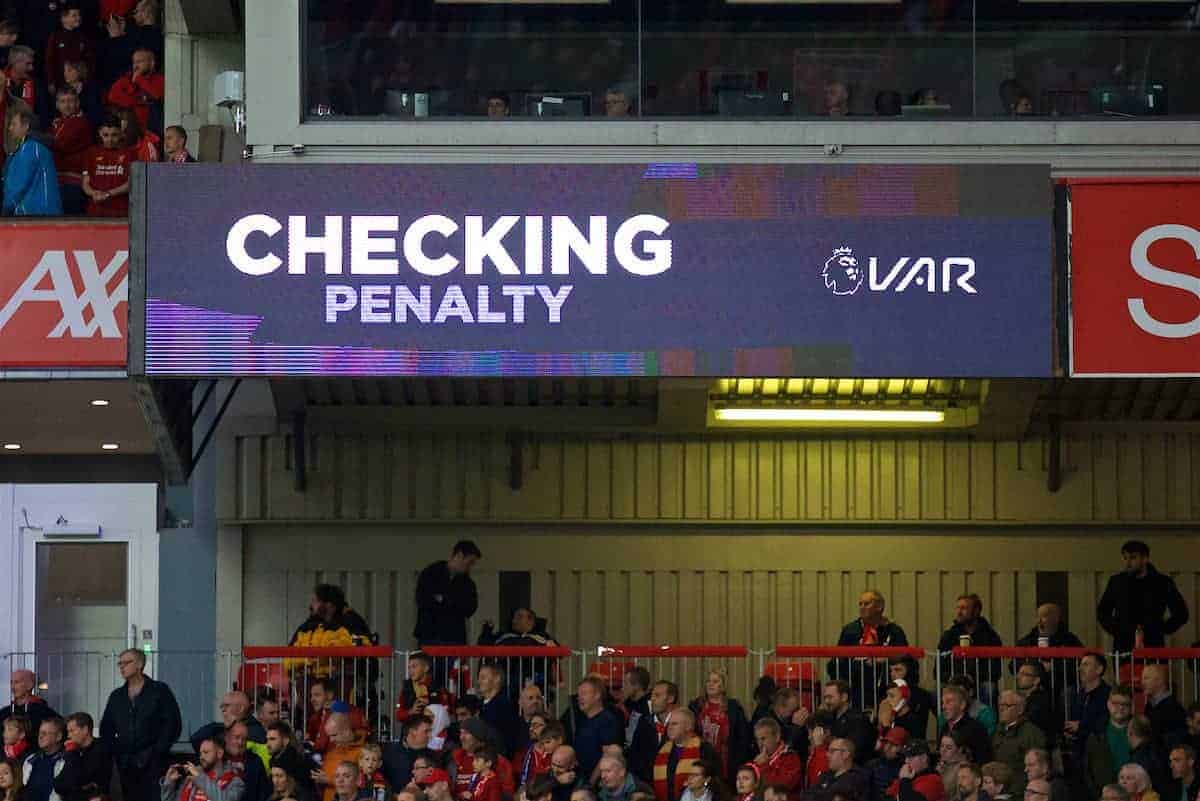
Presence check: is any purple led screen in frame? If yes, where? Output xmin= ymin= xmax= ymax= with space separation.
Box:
xmin=141 ymin=163 xmax=1052 ymax=377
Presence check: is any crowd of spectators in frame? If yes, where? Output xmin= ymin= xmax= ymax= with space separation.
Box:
xmin=1 ymin=0 xmax=192 ymax=217
xmin=3 ymin=540 xmax=1199 ymax=801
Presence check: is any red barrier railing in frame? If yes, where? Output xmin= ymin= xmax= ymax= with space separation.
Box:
xmin=596 ymin=645 xmax=749 ymax=658
xmin=243 ymin=646 xmax=394 ymax=658
xmin=777 ymin=646 xmax=926 ymax=659
xmin=422 ymin=645 xmax=572 ymax=658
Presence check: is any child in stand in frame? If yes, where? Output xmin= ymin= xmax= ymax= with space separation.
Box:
xmin=356 ymin=743 xmax=390 ymax=800
xmin=3 ymin=718 xmax=30 ymax=762
xmin=463 ymin=747 xmax=501 ymax=801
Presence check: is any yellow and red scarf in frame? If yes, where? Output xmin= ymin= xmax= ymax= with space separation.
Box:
xmin=654 ymin=736 xmax=702 ymax=801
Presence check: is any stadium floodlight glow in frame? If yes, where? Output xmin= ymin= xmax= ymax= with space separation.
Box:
xmin=714 ymin=408 xmax=945 ymax=424
xmin=90 ymin=399 xmax=110 ymax=407
xmin=3 ymin=443 xmax=20 ymax=450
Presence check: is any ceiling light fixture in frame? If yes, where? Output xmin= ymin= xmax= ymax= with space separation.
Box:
xmin=3 ymin=443 xmax=20 ymax=450
xmin=714 ymin=408 xmax=946 ymax=423
xmin=90 ymin=399 xmax=110 ymax=407
xmin=100 ymin=443 xmax=120 ymax=451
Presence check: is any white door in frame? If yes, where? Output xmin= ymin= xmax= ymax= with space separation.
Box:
xmin=2 ymin=483 xmax=159 ymax=721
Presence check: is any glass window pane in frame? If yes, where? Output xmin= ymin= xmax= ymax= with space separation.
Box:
xmin=977 ymin=1 xmax=1199 ymax=118
xmin=305 ymin=0 xmax=640 ymax=119
xmin=642 ymin=0 xmax=975 ymax=118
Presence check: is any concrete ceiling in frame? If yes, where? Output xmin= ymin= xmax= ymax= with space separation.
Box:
xmin=0 ymin=380 xmax=156 ymax=455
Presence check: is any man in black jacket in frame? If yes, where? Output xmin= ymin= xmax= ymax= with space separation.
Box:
xmin=1142 ymin=664 xmax=1189 ymax=753
xmin=1096 ymin=540 xmax=1190 ymax=652
xmin=804 ymin=738 xmax=870 ymax=801
xmin=940 ymin=684 xmax=993 ymax=764
xmin=54 ymin=713 xmax=112 ymax=801
xmin=828 ymin=590 xmax=908 ymax=710
xmin=383 ymin=717 xmax=434 ymax=792
xmin=1169 ymin=745 xmax=1200 ymax=801
xmin=814 ymin=681 xmax=874 ymax=767
xmin=414 ymin=540 xmax=481 ymax=646
xmin=100 ymin=648 xmax=182 ymax=801
xmin=619 ymin=667 xmax=659 ymax=784
xmin=937 ymin=594 xmax=1004 ymax=703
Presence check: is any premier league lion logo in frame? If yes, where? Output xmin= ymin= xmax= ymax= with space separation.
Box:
xmin=822 ymin=246 xmax=863 ymax=296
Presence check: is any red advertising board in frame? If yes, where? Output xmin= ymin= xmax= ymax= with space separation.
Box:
xmin=0 ymin=221 xmax=128 ymax=369
xmin=1070 ymin=179 xmax=1200 ymax=376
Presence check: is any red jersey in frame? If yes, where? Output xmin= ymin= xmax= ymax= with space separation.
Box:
xmin=83 ymin=145 xmax=132 ymax=217
xmin=107 ymin=71 xmax=165 ymax=130
xmin=4 ymin=69 xmax=37 ymax=110
xmin=452 ymin=749 xmax=475 ymax=796
xmin=51 ymin=114 xmax=94 ymax=184
xmin=805 ymin=746 xmax=828 ymax=789
xmin=467 ymin=773 xmax=502 ymax=801
xmin=131 ymin=131 xmax=160 ymax=163
xmin=698 ymin=702 xmax=731 ymax=773
xmin=761 ymin=746 xmax=804 ymax=801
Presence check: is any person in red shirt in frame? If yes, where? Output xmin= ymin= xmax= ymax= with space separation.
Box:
xmin=45 ymin=4 xmax=95 ymax=92
xmin=116 ymin=107 xmax=158 ymax=161
xmin=82 ymin=116 xmax=130 ymax=217
xmin=106 ymin=46 xmax=163 ymax=132
xmin=50 ymin=87 xmax=93 ymax=214
xmin=804 ymin=716 xmax=833 ymax=790
xmin=5 ymin=46 xmax=43 ymax=121
xmin=689 ymin=671 xmax=751 ymax=782
xmin=463 ymin=747 xmax=502 ymax=801
xmin=305 ymin=680 xmax=368 ymax=754
xmin=750 ymin=720 xmax=801 ymax=801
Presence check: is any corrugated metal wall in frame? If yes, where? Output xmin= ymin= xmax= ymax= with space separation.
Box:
xmin=226 ymin=431 xmax=1200 ymax=523
xmin=232 ymin=431 xmax=1200 ymax=655
xmin=242 ymin=529 xmax=1200 ymax=655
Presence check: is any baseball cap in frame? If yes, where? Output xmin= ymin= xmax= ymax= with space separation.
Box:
xmin=883 ymin=728 xmax=910 ymax=747
xmin=902 ymin=740 xmax=931 ymax=758
xmin=417 ymin=769 xmax=451 ymax=788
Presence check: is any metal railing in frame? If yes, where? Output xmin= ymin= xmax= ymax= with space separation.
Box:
xmin=5 ymin=643 xmax=1197 ymax=749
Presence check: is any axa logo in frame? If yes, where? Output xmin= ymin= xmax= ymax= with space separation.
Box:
xmin=0 ymin=250 xmax=128 ymax=338
xmin=820 ymin=246 xmax=977 ymax=296
xmin=1127 ymin=224 xmax=1200 ymax=339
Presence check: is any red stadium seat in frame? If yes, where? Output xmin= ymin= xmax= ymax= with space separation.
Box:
xmin=237 ymin=661 xmax=287 ymax=694
xmin=588 ymin=661 xmax=636 ymax=690
xmin=764 ymin=661 xmax=816 ymax=687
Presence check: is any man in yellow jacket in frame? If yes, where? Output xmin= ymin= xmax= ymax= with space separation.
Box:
xmin=286 ymin=584 xmax=376 ymax=676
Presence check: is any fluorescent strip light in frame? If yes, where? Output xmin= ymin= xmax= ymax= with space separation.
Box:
xmin=715 ymin=408 xmax=945 ymax=423
xmin=436 ymin=1 xmax=609 ymax=4
xmin=726 ymin=1 xmax=901 ymax=4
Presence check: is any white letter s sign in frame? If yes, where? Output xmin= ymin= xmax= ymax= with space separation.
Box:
xmin=1127 ymin=224 xmax=1200 ymax=339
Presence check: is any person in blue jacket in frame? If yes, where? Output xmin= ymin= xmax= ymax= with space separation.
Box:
xmin=3 ymin=107 xmax=63 ymax=216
